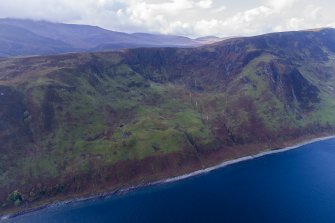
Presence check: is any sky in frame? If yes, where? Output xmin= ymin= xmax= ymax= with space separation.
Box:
xmin=0 ymin=0 xmax=334 ymax=37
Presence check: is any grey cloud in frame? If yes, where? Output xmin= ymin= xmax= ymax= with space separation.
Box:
xmin=0 ymin=0 xmax=333 ymax=37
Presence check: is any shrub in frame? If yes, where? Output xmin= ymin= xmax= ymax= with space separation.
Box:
xmin=7 ymin=190 xmax=23 ymax=207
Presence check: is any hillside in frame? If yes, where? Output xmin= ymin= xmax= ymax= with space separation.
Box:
xmin=0 ymin=28 xmax=335 ymax=213
xmin=0 ymin=19 xmax=214 ymax=57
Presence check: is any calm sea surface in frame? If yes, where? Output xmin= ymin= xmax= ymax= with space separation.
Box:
xmin=3 ymin=138 xmax=335 ymax=223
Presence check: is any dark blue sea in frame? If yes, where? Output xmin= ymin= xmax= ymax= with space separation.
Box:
xmin=3 ymin=138 xmax=335 ymax=223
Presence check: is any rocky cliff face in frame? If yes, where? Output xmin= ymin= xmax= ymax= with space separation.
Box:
xmin=0 ymin=29 xmax=335 ymax=211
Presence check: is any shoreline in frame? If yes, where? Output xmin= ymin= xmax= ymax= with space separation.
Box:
xmin=2 ymin=134 xmax=335 ymax=220
xmin=150 ymin=135 xmax=335 ymax=185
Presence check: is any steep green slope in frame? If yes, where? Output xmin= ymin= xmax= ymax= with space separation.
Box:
xmin=0 ymin=29 xmax=335 ymax=213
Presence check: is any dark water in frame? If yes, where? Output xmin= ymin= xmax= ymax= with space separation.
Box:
xmin=3 ymin=138 xmax=335 ymax=223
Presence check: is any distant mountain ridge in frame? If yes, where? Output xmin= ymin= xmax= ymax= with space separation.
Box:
xmin=0 ymin=28 xmax=335 ymax=214
xmin=0 ymin=18 xmax=222 ymax=57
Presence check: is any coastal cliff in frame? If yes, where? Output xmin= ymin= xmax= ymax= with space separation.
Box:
xmin=1 ymin=28 xmax=335 ymax=214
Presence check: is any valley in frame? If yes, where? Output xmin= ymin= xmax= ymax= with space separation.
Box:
xmin=1 ymin=28 xmax=335 ymax=215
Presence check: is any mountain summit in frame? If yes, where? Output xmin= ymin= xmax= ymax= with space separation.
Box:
xmin=0 ymin=18 xmax=222 ymax=57
xmin=0 ymin=28 xmax=335 ymax=213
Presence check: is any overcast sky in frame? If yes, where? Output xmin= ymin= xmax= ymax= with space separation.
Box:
xmin=0 ymin=0 xmax=334 ymax=37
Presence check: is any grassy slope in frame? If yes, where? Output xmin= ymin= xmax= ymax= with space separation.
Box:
xmin=1 ymin=29 xmax=335 ymax=211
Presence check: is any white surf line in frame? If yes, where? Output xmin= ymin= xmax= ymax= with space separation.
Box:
xmin=151 ymin=135 xmax=335 ymax=186
xmin=2 ymin=135 xmax=335 ymax=221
